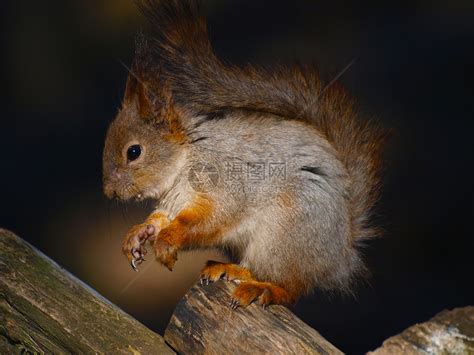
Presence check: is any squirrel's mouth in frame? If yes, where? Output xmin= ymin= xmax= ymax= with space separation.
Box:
xmin=104 ymin=181 xmax=146 ymax=202
xmin=133 ymin=193 xmax=144 ymax=202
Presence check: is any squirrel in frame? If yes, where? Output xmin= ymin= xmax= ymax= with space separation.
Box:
xmin=102 ymin=0 xmax=386 ymax=308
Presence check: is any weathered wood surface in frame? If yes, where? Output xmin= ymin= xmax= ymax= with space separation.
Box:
xmin=5 ymin=226 xmax=471 ymax=355
xmin=0 ymin=228 xmax=174 ymax=354
xmin=164 ymin=281 xmax=343 ymax=354
xmin=370 ymin=306 xmax=474 ymax=354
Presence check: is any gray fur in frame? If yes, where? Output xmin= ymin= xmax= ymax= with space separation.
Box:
xmin=153 ymin=112 xmax=366 ymax=295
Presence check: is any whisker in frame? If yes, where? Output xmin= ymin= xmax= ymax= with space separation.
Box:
xmin=316 ymin=58 xmax=356 ymax=102
xmin=112 ymin=197 xmax=124 ymax=229
xmin=118 ymin=261 xmax=154 ymax=296
xmin=117 ymin=59 xmax=159 ymax=101
xmin=119 ymin=186 xmax=129 ymax=223
xmin=107 ymin=199 xmax=113 ymax=243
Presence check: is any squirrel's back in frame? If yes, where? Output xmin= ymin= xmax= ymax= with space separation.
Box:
xmin=134 ymin=0 xmax=386 ymax=246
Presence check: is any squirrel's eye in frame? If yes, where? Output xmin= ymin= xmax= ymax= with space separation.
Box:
xmin=127 ymin=144 xmax=142 ymax=162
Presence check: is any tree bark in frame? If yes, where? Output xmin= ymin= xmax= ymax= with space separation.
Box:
xmin=370 ymin=306 xmax=474 ymax=354
xmin=164 ymin=281 xmax=343 ymax=354
xmin=3 ymin=227 xmax=471 ymax=354
xmin=0 ymin=228 xmax=174 ymax=354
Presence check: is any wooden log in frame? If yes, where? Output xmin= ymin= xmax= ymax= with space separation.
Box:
xmin=370 ymin=306 xmax=474 ymax=354
xmin=164 ymin=281 xmax=343 ymax=354
xmin=4 ymin=227 xmax=472 ymax=354
xmin=0 ymin=228 xmax=174 ymax=354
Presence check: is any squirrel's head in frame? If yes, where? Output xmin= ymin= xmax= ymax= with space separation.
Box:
xmin=103 ymin=71 xmax=188 ymax=201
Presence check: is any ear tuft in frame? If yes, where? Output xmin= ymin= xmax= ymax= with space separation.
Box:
xmin=123 ymin=73 xmax=138 ymax=107
xmin=122 ymin=31 xmax=163 ymax=117
xmin=123 ymin=75 xmax=163 ymax=118
xmin=123 ymin=72 xmax=187 ymax=142
xmin=122 ymin=30 xmax=187 ymax=143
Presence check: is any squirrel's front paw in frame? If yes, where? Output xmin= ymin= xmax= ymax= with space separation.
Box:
xmin=153 ymin=238 xmax=178 ymax=271
xmin=122 ymin=224 xmax=158 ymax=271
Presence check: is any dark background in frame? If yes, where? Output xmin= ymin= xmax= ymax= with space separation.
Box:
xmin=1 ymin=0 xmax=473 ymax=353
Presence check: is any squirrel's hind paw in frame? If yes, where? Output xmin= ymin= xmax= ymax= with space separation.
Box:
xmin=200 ymin=261 xmax=252 ymax=285
xmin=230 ymin=281 xmax=293 ymax=309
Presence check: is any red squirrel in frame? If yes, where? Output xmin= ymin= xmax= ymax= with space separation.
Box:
xmin=102 ymin=0 xmax=386 ymax=308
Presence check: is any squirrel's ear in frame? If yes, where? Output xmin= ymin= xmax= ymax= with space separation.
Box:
xmin=123 ymin=74 xmax=139 ymax=107
xmin=122 ymin=74 xmax=163 ymax=120
xmin=123 ymin=32 xmax=165 ymax=118
xmin=122 ymin=75 xmax=185 ymax=140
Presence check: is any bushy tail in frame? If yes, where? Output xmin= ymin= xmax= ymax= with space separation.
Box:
xmin=134 ymin=0 xmax=387 ymax=242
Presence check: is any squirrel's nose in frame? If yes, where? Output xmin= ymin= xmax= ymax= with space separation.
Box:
xmin=103 ymin=183 xmax=117 ymax=199
xmin=103 ymin=169 xmax=123 ymax=199
xmin=111 ymin=169 xmax=122 ymax=181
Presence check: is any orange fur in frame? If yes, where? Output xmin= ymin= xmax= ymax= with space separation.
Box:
xmin=161 ymin=86 xmax=188 ymax=143
xmin=231 ymin=280 xmax=294 ymax=308
xmin=200 ymin=261 xmax=253 ymax=282
xmin=154 ymin=195 xmax=217 ymax=269
xmin=199 ymin=261 xmax=298 ymax=307
xmin=164 ymin=109 xmax=187 ymax=143
xmin=147 ymin=212 xmax=171 ymax=230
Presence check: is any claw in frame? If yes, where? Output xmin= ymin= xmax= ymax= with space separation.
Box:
xmin=131 ymin=258 xmax=139 ymax=272
xmin=229 ymin=298 xmax=240 ymax=309
xmin=131 ymin=248 xmax=141 ymax=260
xmin=131 ymin=255 xmax=145 ymax=271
